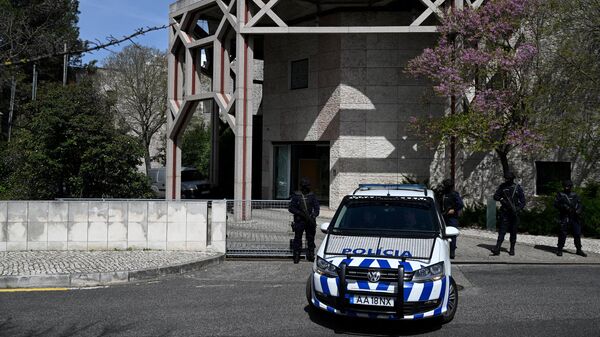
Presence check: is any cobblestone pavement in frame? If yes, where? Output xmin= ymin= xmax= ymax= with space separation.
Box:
xmin=0 ymin=251 xmax=218 ymax=276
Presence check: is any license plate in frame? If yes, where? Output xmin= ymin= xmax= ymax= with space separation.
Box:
xmin=350 ymin=294 xmax=394 ymax=307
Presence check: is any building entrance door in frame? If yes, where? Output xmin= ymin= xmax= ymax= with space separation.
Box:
xmin=273 ymin=142 xmax=329 ymax=202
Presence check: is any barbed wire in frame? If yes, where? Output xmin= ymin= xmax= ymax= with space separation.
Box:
xmin=1 ymin=24 xmax=172 ymax=67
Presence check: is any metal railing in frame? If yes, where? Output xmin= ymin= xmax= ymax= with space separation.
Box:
xmin=225 ymin=200 xmax=295 ymax=257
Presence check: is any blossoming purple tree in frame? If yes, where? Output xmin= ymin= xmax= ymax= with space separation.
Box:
xmin=407 ymin=0 xmax=541 ymax=176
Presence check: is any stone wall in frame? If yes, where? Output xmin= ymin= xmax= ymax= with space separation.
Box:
xmin=0 ymin=201 xmax=225 ymax=252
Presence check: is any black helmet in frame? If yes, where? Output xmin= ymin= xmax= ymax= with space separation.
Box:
xmin=300 ymin=177 xmax=311 ymax=189
xmin=504 ymin=172 xmax=516 ymax=181
xmin=562 ymin=180 xmax=573 ymax=188
xmin=442 ymin=178 xmax=454 ymax=191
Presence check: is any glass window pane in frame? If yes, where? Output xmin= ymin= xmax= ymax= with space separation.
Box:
xmin=290 ymin=59 xmax=308 ymax=90
xmin=274 ymin=145 xmax=291 ymax=199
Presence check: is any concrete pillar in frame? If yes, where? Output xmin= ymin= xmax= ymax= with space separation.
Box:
xmin=210 ymin=200 xmax=227 ymax=253
xmin=166 ymin=47 xmax=184 ymax=200
xmin=234 ymin=0 xmax=253 ymax=219
xmin=166 ymin=137 xmax=182 ymax=200
xmin=210 ymin=102 xmax=220 ymax=187
xmin=210 ymin=35 xmax=227 ymax=188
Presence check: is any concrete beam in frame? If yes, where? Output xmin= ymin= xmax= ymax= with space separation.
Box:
xmin=170 ymin=0 xmax=217 ymax=18
xmin=411 ymin=0 xmax=445 ymax=27
xmin=189 ymin=35 xmax=215 ymax=49
xmin=246 ymin=0 xmax=286 ymax=28
xmin=240 ymin=26 xmax=439 ymax=34
xmin=168 ymin=99 xmax=201 ymax=141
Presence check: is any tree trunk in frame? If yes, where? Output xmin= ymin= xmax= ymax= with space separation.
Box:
xmin=495 ymin=148 xmax=510 ymax=176
xmin=144 ymin=139 xmax=152 ymax=176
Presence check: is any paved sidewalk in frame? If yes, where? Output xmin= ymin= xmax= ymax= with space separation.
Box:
xmin=454 ymin=228 xmax=600 ymax=264
xmin=0 ymin=251 xmax=223 ymax=288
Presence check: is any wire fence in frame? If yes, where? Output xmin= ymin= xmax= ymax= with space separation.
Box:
xmin=225 ymin=200 xmax=295 ymax=257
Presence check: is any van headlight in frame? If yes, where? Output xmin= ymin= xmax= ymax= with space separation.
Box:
xmin=412 ymin=262 xmax=444 ymax=282
xmin=315 ymin=257 xmax=338 ymax=277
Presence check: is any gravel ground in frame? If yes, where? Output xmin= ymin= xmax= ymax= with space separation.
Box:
xmin=461 ymin=227 xmax=600 ymax=254
xmin=0 ymin=251 xmax=218 ymax=276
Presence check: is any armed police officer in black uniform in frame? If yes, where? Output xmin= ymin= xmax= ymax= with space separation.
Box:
xmin=492 ymin=172 xmax=526 ymax=256
xmin=288 ymin=177 xmax=320 ymax=264
xmin=555 ymin=180 xmax=587 ymax=257
xmin=440 ymin=179 xmax=464 ymax=259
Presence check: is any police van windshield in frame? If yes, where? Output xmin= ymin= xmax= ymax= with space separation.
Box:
xmin=331 ymin=198 xmax=440 ymax=235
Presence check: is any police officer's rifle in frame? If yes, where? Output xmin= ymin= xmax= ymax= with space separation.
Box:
xmin=299 ymin=193 xmax=318 ymax=227
xmin=501 ymin=186 xmax=519 ymax=214
xmin=558 ymin=192 xmax=582 ymax=222
xmin=442 ymin=193 xmax=458 ymax=216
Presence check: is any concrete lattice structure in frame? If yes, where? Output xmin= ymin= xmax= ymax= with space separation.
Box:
xmin=167 ymin=0 xmax=486 ymax=210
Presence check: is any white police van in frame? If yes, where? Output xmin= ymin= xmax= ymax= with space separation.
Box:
xmin=306 ymin=184 xmax=459 ymax=323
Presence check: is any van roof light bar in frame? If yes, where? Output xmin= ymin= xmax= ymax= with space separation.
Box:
xmin=354 ymin=184 xmax=428 ymax=196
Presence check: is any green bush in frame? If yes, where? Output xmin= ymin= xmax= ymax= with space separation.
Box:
xmin=580 ymin=183 xmax=600 ymax=237
xmin=460 ymin=204 xmax=487 ymax=229
xmin=518 ymin=197 xmax=559 ymax=236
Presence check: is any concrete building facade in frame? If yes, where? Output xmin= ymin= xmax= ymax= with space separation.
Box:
xmin=166 ymin=0 xmax=474 ymax=211
xmin=261 ymin=30 xmax=443 ymax=207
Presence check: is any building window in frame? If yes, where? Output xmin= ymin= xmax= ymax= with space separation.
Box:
xmin=535 ymin=161 xmax=571 ymax=195
xmin=290 ymin=58 xmax=309 ymax=90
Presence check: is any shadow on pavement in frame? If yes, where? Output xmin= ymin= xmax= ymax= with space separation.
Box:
xmin=477 ymin=244 xmax=507 ymax=254
xmin=304 ymin=306 xmax=443 ymax=336
xmin=534 ymin=244 xmax=571 ymax=255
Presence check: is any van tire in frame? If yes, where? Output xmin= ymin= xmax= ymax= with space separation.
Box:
xmin=306 ymin=275 xmax=313 ymax=305
xmin=440 ymin=277 xmax=458 ymax=324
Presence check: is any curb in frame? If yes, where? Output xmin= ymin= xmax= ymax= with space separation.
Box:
xmin=0 ymin=254 xmax=225 ymax=289
xmin=454 ymin=261 xmax=600 ymax=266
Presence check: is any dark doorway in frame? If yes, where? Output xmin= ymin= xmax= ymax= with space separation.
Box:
xmin=535 ymin=161 xmax=571 ymax=195
xmin=273 ymin=142 xmax=330 ymax=202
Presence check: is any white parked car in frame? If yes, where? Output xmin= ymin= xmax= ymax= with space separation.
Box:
xmin=306 ymin=184 xmax=459 ymax=323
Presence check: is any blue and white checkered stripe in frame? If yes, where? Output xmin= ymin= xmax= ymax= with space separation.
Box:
xmin=312 ymin=257 xmax=450 ymax=320
xmin=311 ymin=296 xmax=448 ymax=320
xmin=344 ymin=278 xmax=445 ymax=302
xmin=312 ymin=276 xmax=448 ymax=320
xmin=405 ymin=278 xmax=445 ymax=302
xmin=407 ymin=276 xmax=448 ymax=319
xmin=313 ymin=273 xmax=339 ymax=297
xmin=327 ymin=257 xmax=425 ymax=271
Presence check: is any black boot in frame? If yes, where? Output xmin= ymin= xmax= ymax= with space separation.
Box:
xmin=576 ymin=249 xmax=587 ymax=257
xmin=293 ymin=251 xmax=301 ymax=264
xmin=307 ymin=250 xmax=315 ymax=262
xmin=556 ymin=248 xmax=563 ymax=257
xmin=491 ymin=242 xmax=501 ymax=256
xmin=509 ymin=243 xmax=515 ymax=256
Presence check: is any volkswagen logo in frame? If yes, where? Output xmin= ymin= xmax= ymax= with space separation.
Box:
xmin=367 ymin=270 xmax=381 ymax=283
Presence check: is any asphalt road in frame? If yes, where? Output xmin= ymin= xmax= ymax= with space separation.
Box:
xmin=1 ymin=261 xmax=599 ymax=337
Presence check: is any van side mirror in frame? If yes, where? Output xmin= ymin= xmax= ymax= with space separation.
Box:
xmin=444 ymin=226 xmax=460 ymax=238
xmin=320 ymin=222 xmax=330 ymax=234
